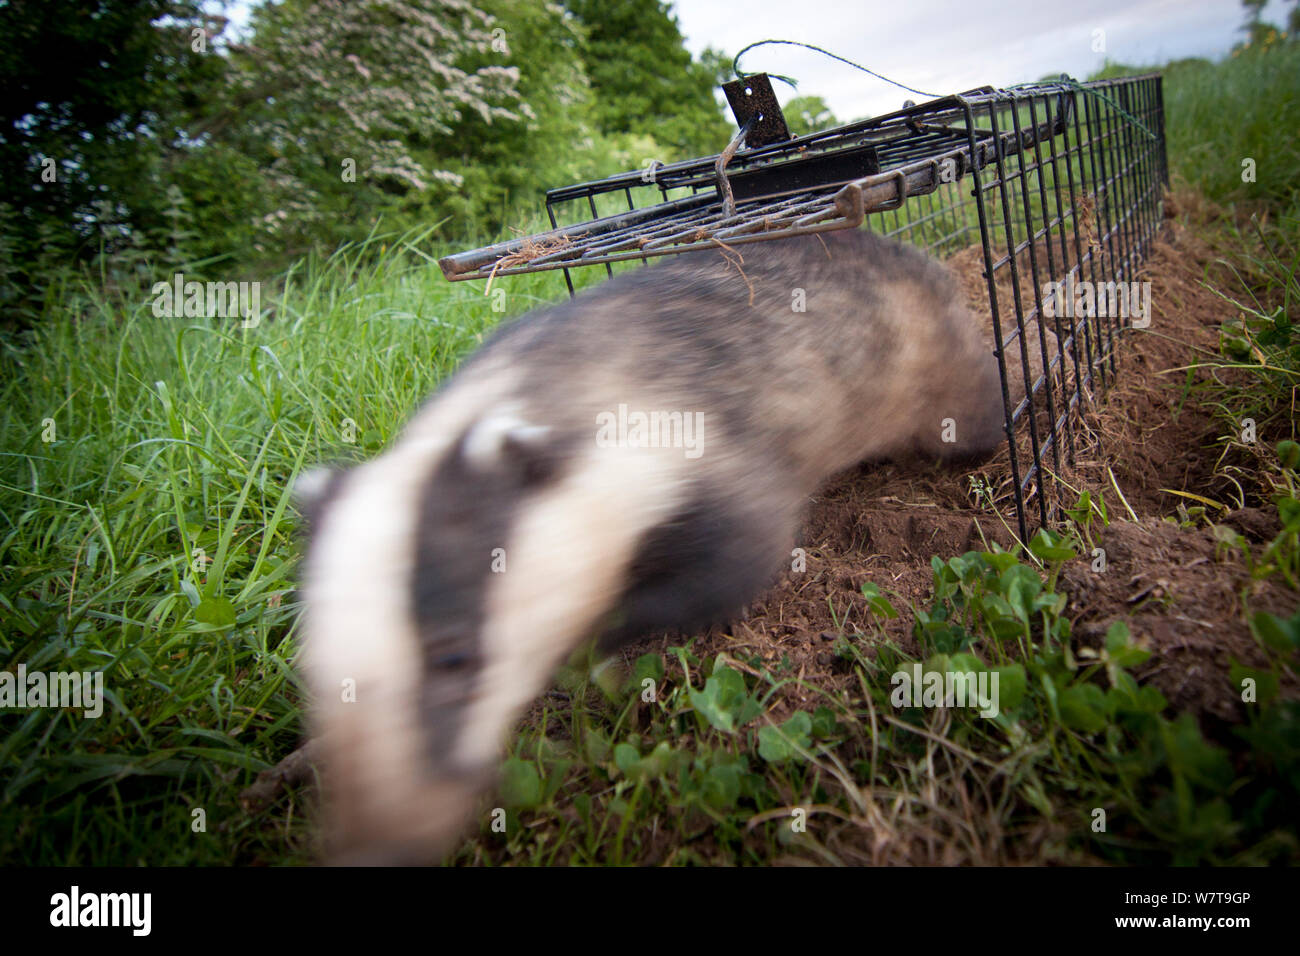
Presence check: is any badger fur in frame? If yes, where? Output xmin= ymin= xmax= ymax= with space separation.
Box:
xmin=298 ymin=228 xmax=1006 ymax=863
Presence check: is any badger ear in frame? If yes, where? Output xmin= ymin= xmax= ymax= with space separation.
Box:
xmin=460 ymin=412 xmax=556 ymax=485
xmin=294 ymin=467 xmax=337 ymax=508
xmin=293 ymin=466 xmax=346 ymax=532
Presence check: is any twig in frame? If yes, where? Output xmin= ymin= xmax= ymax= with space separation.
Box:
xmin=239 ymin=739 xmax=321 ymax=813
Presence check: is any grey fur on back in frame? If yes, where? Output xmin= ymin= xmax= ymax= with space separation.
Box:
xmin=458 ymin=228 xmax=1002 ymax=472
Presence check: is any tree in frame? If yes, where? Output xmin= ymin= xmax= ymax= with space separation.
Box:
xmin=783 ymin=96 xmax=839 ymax=137
xmin=1239 ymin=0 xmax=1299 ymax=45
xmin=431 ymin=0 xmax=600 ymax=233
xmin=562 ymin=0 xmax=730 ymax=159
xmin=0 ymin=0 xmax=228 ymax=312
xmin=227 ymin=0 xmax=526 ymax=257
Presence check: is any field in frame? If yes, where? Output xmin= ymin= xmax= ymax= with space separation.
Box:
xmin=1 ymin=44 xmax=1298 ymax=866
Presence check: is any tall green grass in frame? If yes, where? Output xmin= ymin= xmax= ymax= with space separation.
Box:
xmin=1098 ymin=42 xmax=1300 ymax=509
xmin=1095 ymin=41 xmax=1300 ymax=210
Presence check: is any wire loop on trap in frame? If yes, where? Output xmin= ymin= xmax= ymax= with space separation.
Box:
xmin=731 ymin=39 xmax=939 ymax=99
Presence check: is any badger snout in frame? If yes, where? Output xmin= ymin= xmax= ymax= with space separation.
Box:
xmin=323 ymin=765 xmax=496 ymax=866
xmin=942 ymin=351 xmax=1009 ymax=461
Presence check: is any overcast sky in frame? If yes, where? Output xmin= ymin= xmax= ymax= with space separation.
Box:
xmin=672 ymin=0 xmax=1287 ymax=119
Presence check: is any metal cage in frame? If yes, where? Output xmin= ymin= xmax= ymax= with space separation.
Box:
xmin=440 ymin=74 xmax=1169 ymax=541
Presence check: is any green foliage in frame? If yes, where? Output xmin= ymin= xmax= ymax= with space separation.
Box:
xmin=859 ymin=581 xmax=899 ymax=619
xmin=687 ymin=663 xmax=762 ymax=734
xmin=1091 ymin=41 xmax=1300 ymax=211
xmin=757 ymin=712 xmax=812 ymax=763
xmin=1189 ymin=203 xmax=1299 ymax=524
xmin=435 ymin=0 xmax=600 ymax=234
xmin=500 ymin=758 xmax=543 ymax=808
xmin=1 ymin=0 xmax=742 ymax=322
xmin=461 ymin=526 xmax=1296 ymax=865
xmin=225 ymin=0 xmax=526 ymax=260
xmin=917 ymin=544 xmax=1298 ymax=863
xmin=783 ymin=95 xmax=839 ymax=136
xmin=562 ymin=0 xmax=730 ymax=158
xmin=0 ymin=0 xmax=227 ymax=318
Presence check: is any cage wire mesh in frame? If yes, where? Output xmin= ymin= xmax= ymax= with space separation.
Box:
xmin=440 ymin=74 xmax=1169 ymax=541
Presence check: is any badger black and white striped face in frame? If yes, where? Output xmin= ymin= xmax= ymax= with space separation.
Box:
xmin=298 ymin=380 xmax=696 ymax=863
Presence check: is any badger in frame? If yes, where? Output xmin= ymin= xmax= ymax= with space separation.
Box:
xmin=297 ymin=228 xmax=1007 ymax=864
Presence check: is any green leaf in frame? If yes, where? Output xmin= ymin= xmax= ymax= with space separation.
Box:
xmin=194 ymin=596 xmax=236 ymax=627
xmin=1104 ymin=620 xmax=1132 ymax=651
xmin=613 ymin=743 xmax=641 ymax=774
xmin=757 ymin=711 xmax=813 ymax=763
xmin=925 ymin=622 xmax=974 ymax=654
xmin=1229 ymin=660 xmax=1279 ymax=706
xmin=668 ymin=645 xmax=700 ymax=669
xmin=1039 ymin=671 xmax=1060 ymax=720
xmin=689 ymin=665 xmax=760 ymax=733
xmin=1163 ymin=714 xmax=1233 ymax=789
xmin=179 ymin=579 xmax=202 ymax=608
xmin=948 ymin=652 xmax=986 ymax=673
xmin=810 ymin=706 xmax=841 ymax=739
xmin=1105 ymin=620 xmax=1152 ymax=668
xmin=990 ymin=664 xmax=1027 ymax=712
xmin=1028 ymin=529 xmax=1078 ymax=562
xmin=1137 ymin=685 xmax=1168 ymax=713
xmin=1109 ymin=644 xmax=1152 ymax=669
xmin=1249 ymin=611 xmax=1300 ymax=652
xmin=1065 ymin=490 xmax=1094 ymax=524
xmin=573 ymin=792 xmax=592 ymax=827
xmin=500 ymin=758 xmax=542 ymax=808
xmin=1278 ymin=496 xmax=1300 ymax=529
xmin=860 ymin=582 xmax=899 ymax=618
xmin=999 ymin=565 xmax=1042 ymax=622
xmin=583 ymin=729 xmax=611 ymax=765
xmin=982 ymin=551 xmax=1021 ymax=574
xmin=627 ymin=652 xmax=665 ymax=696
xmin=614 ymin=740 xmax=678 ymax=780
xmin=1059 ymin=683 xmax=1108 ymax=733
xmin=701 ymin=762 xmax=741 ymax=808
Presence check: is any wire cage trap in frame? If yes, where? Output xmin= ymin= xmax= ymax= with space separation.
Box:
xmin=440 ymin=73 xmax=1169 ymax=542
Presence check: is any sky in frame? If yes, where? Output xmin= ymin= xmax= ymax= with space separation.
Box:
xmin=671 ymin=0 xmax=1289 ymax=119
xmin=221 ymin=0 xmax=1290 ymax=120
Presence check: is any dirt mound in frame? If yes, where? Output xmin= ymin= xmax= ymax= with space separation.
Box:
xmin=692 ymin=466 xmax=1018 ymax=712
xmin=1061 ymin=515 xmax=1292 ymax=725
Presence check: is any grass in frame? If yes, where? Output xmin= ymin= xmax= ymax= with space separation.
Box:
xmin=1094 ymin=38 xmax=1300 ymax=213
xmin=3 ymin=43 xmax=1300 ymax=866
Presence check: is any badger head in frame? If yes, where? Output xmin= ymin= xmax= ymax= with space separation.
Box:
xmin=297 ymin=390 xmax=688 ymax=864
